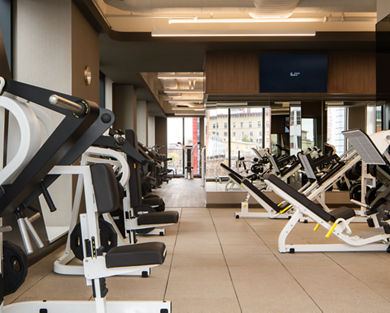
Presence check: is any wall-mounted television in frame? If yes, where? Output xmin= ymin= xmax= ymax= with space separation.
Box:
xmin=260 ymin=53 xmax=328 ymax=93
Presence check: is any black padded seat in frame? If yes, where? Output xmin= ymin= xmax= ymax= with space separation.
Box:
xmin=106 ymin=242 xmax=166 ymax=268
xmin=329 ymin=207 xmax=356 ymax=221
xmin=142 ymin=197 xmax=165 ymax=211
xmin=144 ymin=194 xmax=160 ymax=200
xmin=265 ymin=174 xmax=355 ymax=222
xmin=242 ymin=179 xmax=282 ymax=213
xmin=138 ymin=211 xmax=179 ymax=225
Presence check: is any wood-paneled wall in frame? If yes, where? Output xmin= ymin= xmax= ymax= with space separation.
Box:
xmin=205 ymin=51 xmax=259 ymax=94
xmin=327 ymin=52 xmax=376 ymax=94
xmin=205 ymin=51 xmax=376 ymax=95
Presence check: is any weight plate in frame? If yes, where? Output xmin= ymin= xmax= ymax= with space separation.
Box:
xmin=3 ymin=241 xmax=28 ymax=296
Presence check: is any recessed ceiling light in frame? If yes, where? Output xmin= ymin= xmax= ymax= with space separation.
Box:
xmin=169 ymin=17 xmax=325 ymax=24
xmin=164 ymin=90 xmax=204 ymax=94
xmin=158 ymin=74 xmax=204 ymax=80
xmin=152 ymin=30 xmax=316 ymax=37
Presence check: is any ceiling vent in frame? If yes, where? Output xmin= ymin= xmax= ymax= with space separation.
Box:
xmin=250 ymin=0 xmax=300 ymax=18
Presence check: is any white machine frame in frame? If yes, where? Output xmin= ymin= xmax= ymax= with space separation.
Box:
xmin=54 ymin=147 xmax=175 ymax=276
xmin=52 ymin=165 xmax=147 ymax=277
xmin=264 ymin=177 xmax=390 ymax=253
xmin=1 ymin=164 xmax=171 ymax=313
xmin=219 ymin=160 xmax=300 ymax=219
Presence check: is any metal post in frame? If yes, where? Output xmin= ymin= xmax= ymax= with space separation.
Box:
xmin=201 ymin=146 xmax=206 ymax=187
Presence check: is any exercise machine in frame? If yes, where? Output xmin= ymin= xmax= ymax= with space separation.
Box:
xmin=0 ymin=77 xmax=171 ymax=312
xmin=267 ymin=130 xmax=390 ymax=253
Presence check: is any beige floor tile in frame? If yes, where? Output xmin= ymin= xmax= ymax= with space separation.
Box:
xmin=10 ymin=189 xmax=390 ymax=313
xmin=15 ymin=273 xmax=91 ymax=302
xmin=171 ymin=297 xmax=241 ymax=313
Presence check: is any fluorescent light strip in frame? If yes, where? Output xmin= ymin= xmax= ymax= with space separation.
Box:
xmin=174 ymin=113 xmax=205 ymax=116
xmin=172 ymin=107 xmax=205 ymax=111
xmin=152 ymin=30 xmax=316 ymax=37
xmin=169 ymin=100 xmax=203 ymax=103
xmin=164 ymin=90 xmax=204 ymax=94
xmin=168 ymin=16 xmax=376 ymax=24
xmin=158 ymin=75 xmax=205 ymax=80
xmin=169 ymin=17 xmax=325 ymax=24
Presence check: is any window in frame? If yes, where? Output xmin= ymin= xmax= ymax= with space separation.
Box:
xmin=167 ymin=118 xmax=184 ymax=175
xmin=376 ymin=106 xmax=382 ymax=132
xmin=290 ymin=105 xmax=302 ymax=155
xmin=205 ymin=107 xmax=269 ymax=178
xmin=167 ymin=117 xmax=200 ymax=176
xmin=206 ymin=109 xmax=229 ymax=178
xmin=212 ymin=124 xmax=215 ymax=129
xmin=327 ymin=106 xmax=347 ymax=155
xmin=230 ymin=108 xmax=264 ymax=169
xmin=258 ymin=121 xmax=262 ymax=127
xmin=302 ymin=118 xmax=315 ymax=151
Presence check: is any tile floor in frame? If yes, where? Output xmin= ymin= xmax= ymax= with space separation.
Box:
xmin=6 ymin=207 xmax=390 ymax=313
xmin=154 ymin=179 xmax=206 ymax=208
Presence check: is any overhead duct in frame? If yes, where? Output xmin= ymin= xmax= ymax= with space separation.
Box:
xmin=103 ymin=0 xmax=254 ymax=15
xmin=250 ymin=0 xmax=300 ymax=18
xmin=103 ymin=0 xmax=376 ymax=17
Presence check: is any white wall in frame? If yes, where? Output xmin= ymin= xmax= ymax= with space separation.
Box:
xmin=13 ymin=0 xmax=72 ymax=228
xmin=148 ymin=115 xmax=155 ymax=147
xmin=136 ymin=100 xmax=147 ymax=144
xmin=378 ymin=0 xmax=390 ymax=21
xmin=105 ymin=77 xmax=113 ymax=111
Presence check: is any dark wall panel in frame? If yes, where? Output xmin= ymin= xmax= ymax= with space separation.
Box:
xmin=0 ymin=0 xmax=12 ymax=75
xmin=205 ymin=50 xmax=376 ymax=96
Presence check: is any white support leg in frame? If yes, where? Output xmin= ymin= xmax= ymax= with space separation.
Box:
xmin=278 ymin=211 xmax=302 ymax=253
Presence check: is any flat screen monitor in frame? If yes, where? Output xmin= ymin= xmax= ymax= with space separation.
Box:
xmin=260 ymin=53 xmax=328 ymax=93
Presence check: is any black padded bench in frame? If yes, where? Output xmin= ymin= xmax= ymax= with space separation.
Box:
xmin=138 ymin=211 xmax=179 ymax=225
xmin=242 ymin=179 xmax=282 ymax=213
xmin=220 ymin=163 xmax=244 ymax=180
xmin=228 ymin=173 xmax=242 ymax=184
xmin=106 ymin=242 xmax=166 ymax=268
xmin=265 ymin=174 xmax=355 ymax=222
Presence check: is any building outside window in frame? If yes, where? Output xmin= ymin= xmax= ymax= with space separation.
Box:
xmin=205 ymin=107 xmax=269 ymax=178
xmin=327 ymin=106 xmax=347 ymax=155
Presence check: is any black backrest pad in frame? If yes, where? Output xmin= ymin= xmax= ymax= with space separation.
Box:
xmin=125 ymin=129 xmax=143 ymax=207
xmin=91 ymin=164 xmax=120 ymax=214
xmin=280 ymin=160 xmax=300 ymax=177
xmin=266 ymin=174 xmax=333 ymax=222
xmin=242 ymin=179 xmax=282 ymax=212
